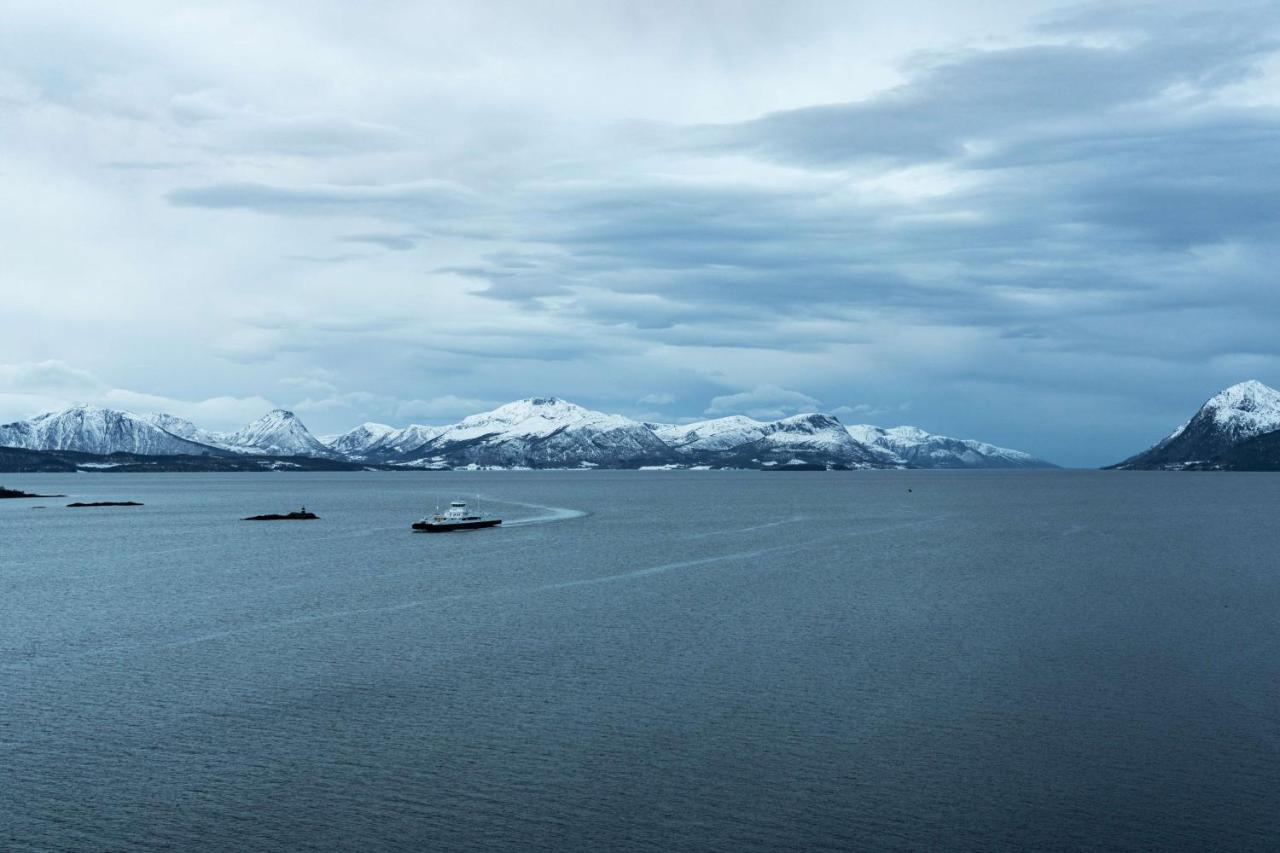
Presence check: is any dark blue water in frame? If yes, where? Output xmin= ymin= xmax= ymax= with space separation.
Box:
xmin=2 ymin=471 xmax=1278 ymax=851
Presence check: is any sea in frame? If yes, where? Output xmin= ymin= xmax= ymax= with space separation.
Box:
xmin=2 ymin=470 xmax=1278 ymax=852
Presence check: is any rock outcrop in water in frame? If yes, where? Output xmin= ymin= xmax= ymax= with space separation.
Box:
xmin=243 ymin=509 xmax=318 ymax=521
xmin=1 ymin=486 xmax=63 ymax=498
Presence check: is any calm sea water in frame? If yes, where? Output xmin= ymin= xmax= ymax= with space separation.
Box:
xmin=2 ymin=470 xmax=1278 ymax=852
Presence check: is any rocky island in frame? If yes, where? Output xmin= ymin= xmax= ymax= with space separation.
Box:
xmin=1 ymin=486 xmax=63 ymax=498
xmin=243 ymin=509 xmax=319 ymax=521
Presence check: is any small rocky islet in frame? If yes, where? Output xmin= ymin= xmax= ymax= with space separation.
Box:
xmin=1 ymin=486 xmax=64 ymax=499
xmin=243 ymin=508 xmax=319 ymax=521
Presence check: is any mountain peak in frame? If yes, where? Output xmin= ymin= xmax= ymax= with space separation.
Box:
xmin=34 ymin=403 xmax=114 ymax=420
xmin=1205 ymin=380 xmax=1280 ymax=412
xmin=223 ymin=409 xmax=332 ymax=457
xmin=774 ymin=412 xmax=843 ymax=431
xmin=1112 ymin=379 xmax=1280 ymax=469
xmin=1 ymin=404 xmax=220 ymax=456
xmin=404 ymin=397 xmax=670 ymax=467
xmin=453 ymin=398 xmax=631 ymax=438
xmin=490 ymin=397 xmax=582 ymax=417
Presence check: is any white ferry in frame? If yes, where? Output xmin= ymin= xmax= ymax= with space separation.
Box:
xmin=412 ymin=501 xmax=502 ymax=533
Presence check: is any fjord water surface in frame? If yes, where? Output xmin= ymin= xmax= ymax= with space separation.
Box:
xmin=2 ymin=470 xmax=1278 ymax=852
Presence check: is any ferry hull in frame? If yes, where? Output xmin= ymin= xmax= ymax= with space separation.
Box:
xmin=412 ymin=518 xmax=502 ymax=533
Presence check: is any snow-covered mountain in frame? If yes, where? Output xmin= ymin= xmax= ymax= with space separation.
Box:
xmin=749 ymin=414 xmax=890 ymax=468
xmin=848 ymin=424 xmax=1053 ymax=469
xmin=394 ymin=397 xmax=675 ymax=468
xmin=0 ymin=397 xmax=1057 ymax=469
xmin=140 ymin=413 xmax=235 ymax=450
xmin=0 ymin=405 xmax=223 ymax=456
xmin=323 ymin=423 xmax=448 ymax=461
xmin=649 ymin=416 xmax=769 ymax=452
xmin=219 ymin=409 xmax=335 ymax=457
xmin=1111 ymin=380 xmax=1280 ymax=470
xmin=652 ymin=414 xmax=897 ymax=468
xmin=375 ymin=424 xmax=447 ymax=456
xmin=321 ymin=422 xmax=397 ymax=457
xmin=0 ymin=405 xmax=336 ymax=458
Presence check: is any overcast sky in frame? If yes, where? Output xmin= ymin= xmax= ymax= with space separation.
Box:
xmin=2 ymin=1 xmax=1278 ymax=466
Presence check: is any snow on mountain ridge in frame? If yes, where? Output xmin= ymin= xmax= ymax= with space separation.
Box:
xmin=323 ymin=422 xmax=449 ymax=460
xmin=0 ymin=398 xmax=1054 ymax=468
xmin=321 ymin=422 xmax=396 ymax=455
xmin=440 ymin=397 xmax=635 ymax=442
xmin=651 ymin=416 xmax=770 ymax=452
xmin=1114 ymin=379 xmax=1280 ymax=469
xmin=0 ymin=404 xmax=222 ymax=456
xmin=404 ymin=397 xmax=673 ymax=467
xmin=1198 ymin=379 xmax=1280 ymax=435
xmin=848 ymin=423 xmax=1046 ymax=469
xmin=220 ymin=409 xmax=334 ymax=457
xmin=656 ymin=412 xmax=891 ymax=468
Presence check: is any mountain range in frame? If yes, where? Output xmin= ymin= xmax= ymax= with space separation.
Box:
xmin=0 ymin=397 xmax=1054 ymax=471
xmin=1110 ymin=380 xmax=1280 ymax=471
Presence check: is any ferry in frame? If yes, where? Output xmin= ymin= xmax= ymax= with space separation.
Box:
xmin=412 ymin=500 xmax=502 ymax=533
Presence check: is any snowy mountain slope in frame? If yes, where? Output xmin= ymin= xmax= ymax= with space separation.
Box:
xmin=321 ymin=422 xmax=452 ymax=461
xmin=219 ymin=410 xmax=336 ymax=457
xmin=649 ymin=416 xmax=771 ymax=452
xmin=1111 ymin=380 xmax=1280 ymax=470
xmin=656 ymin=413 xmax=896 ymax=468
xmin=849 ymin=424 xmax=1052 ymax=469
xmin=363 ymin=424 xmax=449 ymax=459
xmin=0 ymin=405 xmax=224 ymax=456
xmin=397 ymin=398 xmax=676 ymax=468
xmin=140 ymin=413 xmax=239 ymax=451
xmin=0 ymin=398 xmax=1058 ymax=469
xmin=747 ymin=414 xmax=887 ymax=468
xmin=321 ymin=422 xmax=397 ymax=457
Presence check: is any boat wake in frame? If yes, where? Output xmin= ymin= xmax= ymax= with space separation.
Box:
xmin=533 ymin=514 xmax=948 ymax=593
xmin=484 ymin=498 xmax=587 ymax=527
xmin=682 ymin=515 xmax=808 ymax=539
xmin=1 ymin=514 xmax=946 ymax=670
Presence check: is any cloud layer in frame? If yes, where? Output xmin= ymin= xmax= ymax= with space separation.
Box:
xmin=2 ymin=1 xmax=1278 ymax=465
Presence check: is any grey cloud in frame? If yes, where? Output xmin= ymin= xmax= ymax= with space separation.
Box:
xmin=167 ymin=179 xmax=476 ymax=218
xmin=30 ymin=0 xmax=1277 ymax=465
xmin=103 ymin=160 xmax=197 ymax=170
xmin=340 ymin=233 xmax=420 ymax=251
xmin=697 ymin=5 xmax=1277 ymax=169
xmin=706 ymin=385 xmax=822 ymax=418
xmin=286 ymin=253 xmax=370 ymax=264
xmin=219 ymin=115 xmax=406 ymax=156
xmin=0 ymin=360 xmax=101 ymax=391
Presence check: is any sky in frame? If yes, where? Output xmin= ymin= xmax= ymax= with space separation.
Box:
xmin=1 ymin=0 xmax=1278 ymax=467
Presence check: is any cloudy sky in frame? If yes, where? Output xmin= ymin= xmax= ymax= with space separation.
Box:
xmin=2 ymin=1 xmax=1278 ymax=466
